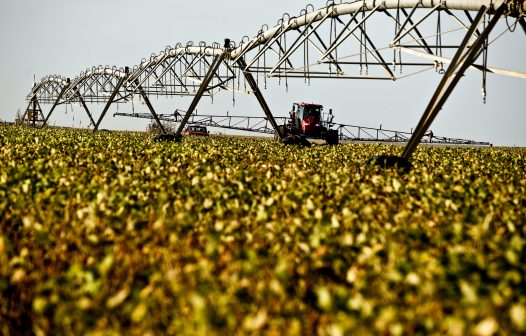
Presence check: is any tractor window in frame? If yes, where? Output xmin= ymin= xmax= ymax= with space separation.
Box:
xmin=303 ymin=106 xmax=321 ymax=118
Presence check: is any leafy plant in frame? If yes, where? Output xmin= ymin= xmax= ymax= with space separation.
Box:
xmin=0 ymin=124 xmax=524 ymax=335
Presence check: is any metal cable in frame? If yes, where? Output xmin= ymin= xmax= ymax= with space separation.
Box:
xmin=330 ymin=16 xmax=334 ymax=74
xmin=482 ymin=12 xmax=488 ymax=103
xmin=394 ymin=0 xmax=401 ymax=71
xmin=505 ymin=16 xmax=519 ymax=32
xmin=363 ymin=1 xmax=369 ymax=75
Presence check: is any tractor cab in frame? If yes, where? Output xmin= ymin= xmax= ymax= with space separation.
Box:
xmin=278 ymin=102 xmax=338 ymax=145
xmin=290 ymin=103 xmax=332 ymax=136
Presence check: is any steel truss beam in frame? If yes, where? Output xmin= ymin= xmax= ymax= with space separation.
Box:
xmin=42 ymin=79 xmax=70 ymax=128
xmin=237 ymin=57 xmax=283 ymax=138
xmin=402 ymin=4 xmax=506 ymax=159
xmin=74 ymin=89 xmax=96 ymax=128
xmin=117 ymin=112 xmax=288 ymax=135
xmin=269 ymin=11 xmax=329 ymax=75
xmin=336 ymin=16 xmax=395 ymax=78
xmin=387 ymin=8 xmax=435 ymax=54
xmin=30 ymin=1 xmax=524 ymax=100
xmin=520 ymin=17 xmax=526 ymax=34
xmin=135 ymin=79 xmax=167 ymax=134
xmin=21 ymin=91 xmax=37 ymax=123
xmin=392 ymin=4 xmax=442 ymax=45
xmin=231 ymin=0 xmax=524 ymax=60
xmin=114 ymin=111 xmax=491 ymax=146
xmin=23 ymin=96 xmax=45 ymax=125
xmin=321 ymin=5 xmax=381 ymax=61
xmin=93 ymin=68 xmax=129 ymax=131
xmin=175 ymin=51 xmax=227 ymax=136
xmin=64 ymin=67 xmax=129 ymax=105
xmin=27 ymin=76 xmax=69 ymax=105
xmin=128 ymin=54 xmax=185 ymax=94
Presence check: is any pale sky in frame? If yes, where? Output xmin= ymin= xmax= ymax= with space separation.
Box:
xmin=1 ymin=0 xmax=525 ymax=146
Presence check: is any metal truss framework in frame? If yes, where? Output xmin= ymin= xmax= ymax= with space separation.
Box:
xmin=114 ymin=111 xmax=492 ymax=146
xmin=25 ymin=0 xmax=525 ymax=159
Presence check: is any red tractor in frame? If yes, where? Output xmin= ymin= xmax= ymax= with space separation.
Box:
xmin=276 ymin=103 xmax=339 ymax=145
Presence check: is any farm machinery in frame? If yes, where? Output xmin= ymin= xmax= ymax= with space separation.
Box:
xmin=276 ymin=102 xmax=339 ymax=145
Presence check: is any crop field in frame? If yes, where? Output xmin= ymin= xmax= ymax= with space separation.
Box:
xmin=0 ymin=125 xmax=525 ymax=335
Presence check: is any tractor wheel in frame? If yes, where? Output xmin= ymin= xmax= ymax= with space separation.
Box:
xmin=274 ymin=125 xmax=287 ymax=141
xmin=153 ymin=134 xmax=182 ymax=143
xmin=281 ymin=134 xmax=311 ymax=147
xmin=325 ymin=130 xmax=339 ymax=145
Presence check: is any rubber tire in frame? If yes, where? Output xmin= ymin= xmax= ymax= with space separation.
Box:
xmin=325 ymin=130 xmax=339 ymax=145
xmin=274 ymin=125 xmax=287 ymax=141
xmin=153 ymin=134 xmax=182 ymax=143
xmin=281 ymin=134 xmax=311 ymax=147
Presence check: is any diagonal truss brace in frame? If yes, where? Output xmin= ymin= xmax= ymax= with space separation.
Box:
xmin=93 ymin=68 xmax=129 ymax=132
xmin=42 ymin=79 xmax=70 ymax=128
xmin=520 ymin=17 xmax=526 ymax=35
xmin=73 ymin=88 xmax=97 ymax=127
xmin=401 ymin=4 xmax=506 ymax=160
xmin=334 ymin=16 xmax=396 ymax=78
xmin=23 ymin=95 xmax=45 ymax=125
xmin=21 ymin=96 xmax=35 ymax=122
xmin=392 ymin=4 xmax=441 ymax=45
xmin=321 ymin=5 xmax=380 ymax=61
xmin=238 ymin=21 xmax=295 ymax=70
xmin=269 ymin=11 xmax=331 ymax=75
xmin=135 ymin=79 xmax=167 ymax=134
xmin=175 ymin=51 xmax=227 ymax=136
xmin=386 ymin=9 xmax=434 ymax=55
xmin=237 ymin=57 xmax=283 ymax=139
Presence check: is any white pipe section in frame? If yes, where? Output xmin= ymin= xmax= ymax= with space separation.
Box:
xmin=229 ymin=0 xmax=523 ymax=59
xmin=76 ymin=68 xmax=127 ymax=81
xmin=130 ymin=0 xmax=523 ymax=68
xmin=27 ymin=76 xmax=69 ymax=99
xmin=31 ymin=0 xmax=525 ymax=100
xmin=64 ymin=68 xmax=128 ymax=97
xmin=129 ymin=46 xmax=224 ymax=80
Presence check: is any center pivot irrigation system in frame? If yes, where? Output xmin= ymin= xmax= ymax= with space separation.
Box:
xmin=24 ymin=0 xmax=525 ymax=165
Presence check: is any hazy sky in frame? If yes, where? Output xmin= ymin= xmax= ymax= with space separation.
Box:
xmin=1 ymin=0 xmax=525 ymax=145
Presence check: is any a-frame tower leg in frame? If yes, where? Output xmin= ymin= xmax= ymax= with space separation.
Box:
xmin=519 ymin=18 xmax=526 ymax=35
xmin=42 ymin=79 xmax=70 ymax=128
xmin=135 ymin=80 xmax=167 ymax=134
xmin=401 ymin=4 xmax=506 ymax=160
xmin=75 ymin=90 xmax=97 ymax=128
xmin=236 ymin=57 xmax=283 ymax=139
xmin=22 ymin=96 xmax=44 ymax=125
xmin=175 ymin=51 xmax=226 ymax=137
xmin=93 ymin=68 xmax=129 ymax=132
